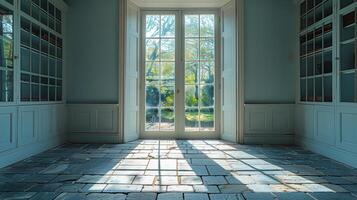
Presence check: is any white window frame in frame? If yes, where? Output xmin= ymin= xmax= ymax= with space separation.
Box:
xmin=139 ymin=9 xmax=221 ymax=139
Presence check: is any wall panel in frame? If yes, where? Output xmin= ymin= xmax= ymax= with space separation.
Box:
xmin=0 ymin=107 xmax=17 ymax=152
xmin=244 ymin=104 xmax=295 ymax=144
xmin=67 ymin=104 xmax=119 ymax=143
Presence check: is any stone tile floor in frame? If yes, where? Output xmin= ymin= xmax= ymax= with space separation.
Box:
xmin=0 ymin=140 xmax=357 ymax=199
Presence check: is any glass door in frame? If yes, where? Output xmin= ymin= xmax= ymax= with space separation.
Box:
xmin=141 ymin=11 xmax=219 ymax=139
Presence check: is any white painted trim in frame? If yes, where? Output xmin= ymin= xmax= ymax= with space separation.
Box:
xmin=236 ymin=0 xmax=245 ymax=144
xmin=118 ymin=0 xmax=128 ymax=143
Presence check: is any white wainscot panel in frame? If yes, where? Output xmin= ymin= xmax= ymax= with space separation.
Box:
xmin=336 ymin=106 xmax=357 ymax=154
xmin=244 ymin=104 xmax=295 ymax=144
xmin=68 ymin=104 xmax=118 ymax=133
xmin=0 ymin=107 xmax=17 ymax=152
xmin=39 ymin=106 xmax=53 ymax=140
xmin=18 ymin=107 xmax=37 ymax=146
xmin=314 ymin=106 xmax=335 ymax=145
xmin=295 ymin=104 xmax=314 ymax=139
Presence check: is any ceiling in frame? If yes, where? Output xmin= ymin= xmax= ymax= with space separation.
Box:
xmin=130 ymin=0 xmax=231 ymax=8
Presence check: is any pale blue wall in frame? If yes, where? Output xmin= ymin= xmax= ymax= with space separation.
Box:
xmin=66 ymin=0 xmax=119 ymax=103
xmin=245 ymin=0 xmax=297 ymax=104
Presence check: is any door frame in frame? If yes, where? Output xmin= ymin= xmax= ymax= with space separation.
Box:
xmin=139 ymin=9 xmax=221 ymax=139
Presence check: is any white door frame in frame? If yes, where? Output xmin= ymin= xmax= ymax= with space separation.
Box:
xmin=139 ymin=9 xmax=221 ymax=139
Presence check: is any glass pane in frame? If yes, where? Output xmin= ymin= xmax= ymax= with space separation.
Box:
xmin=31 ymin=84 xmax=39 ymax=101
xmin=161 ymin=39 xmax=175 ymax=61
xmin=185 ymin=85 xmax=199 ymax=107
xmin=307 ymin=78 xmax=314 ymax=101
xmin=146 ymin=39 xmax=160 ymax=61
xmin=146 ymin=62 xmax=160 ymax=83
xmin=300 ymin=79 xmax=307 ymax=101
xmin=341 ymin=73 xmax=355 ymax=102
xmin=200 ymin=15 xmax=214 ymax=37
xmin=41 ymin=85 xmax=48 ymax=101
xmin=185 ymin=62 xmax=199 ymax=85
xmin=21 ymin=47 xmax=30 ymax=72
xmin=41 ymin=55 xmax=48 ymax=75
xmin=146 ymin=108 xmax=159 ymax=131
xmin=185 ymin=39 xmax=199 ymax=61
xmin=146 ymin=85 xmax=160 ymax=107
xmin=341 ymin=12 xmax=355 ymax=42
xmin=340 ymin=0 xmax=354 ymax=9
xmin=200 ymin=38 xmax=215 ymax=61
xmin=324 ymin=75 xmax=332 ymax=102
xmin=200 ymin=62 xmax=214 ymax=84
xmin=185 ymin=108 xmax=199 ymax=131
xmin=21 ymin=0 xmax=31 ymax=15
xmin=324 ymin=50 xmax=333 ymax=73
xmin=200 ymin=108 xmax=214 ymax=131
xmin=160 ymin=86 xmax=174 ymax=107
xmin=21 ymin=82 xmax=30 ymax=101
xmin=161 ymin=62 xmax=174 ymax=82
xmin=161 ymin=15 xmax=175 ymax=37
xmin=31 ymin=51 xmax=40 ymax=73
xmin=315 ymin=53 xmax=322 ymax=75
xmin=200 ymin=85 xmax=214 ymax=107
xmin=300 ymin=57 xmax=306 ymax=77
xmin=161 ymin=108 xmax=174 ymax=131
xmin=0 ymin=70 xmax=13 ymax=102
xmin=315 ymin=77 xmax=322 ymax=102
xmin=185 ymin=15 xmax=199 ymax=37
xmin=340 ymin=42 xmax=355 ymax=71
xmin=146 ymin=15 xmax=160 ymax=38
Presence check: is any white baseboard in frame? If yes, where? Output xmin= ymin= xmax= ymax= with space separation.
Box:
xmin=245 ymin=134 xmax=295 ymax=145
xmin=68 ymin=132 xmax=120 ymax=143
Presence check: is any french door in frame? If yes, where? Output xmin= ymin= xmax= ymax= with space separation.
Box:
xmin=141 ymin=10 xmax=220 ymax=139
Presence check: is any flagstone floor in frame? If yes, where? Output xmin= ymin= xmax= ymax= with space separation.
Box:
xmin=1 ymin=140 xmax=357 ymax=200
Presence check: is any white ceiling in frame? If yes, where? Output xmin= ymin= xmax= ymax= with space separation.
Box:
xmin=130 ymin=0 xmax=231 ymax=8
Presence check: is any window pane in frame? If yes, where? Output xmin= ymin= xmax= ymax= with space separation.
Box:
xmin=200 ymin=85 xmax=214 ymax=107
xmin=161 ymin=39 xmax=175 ymax=61
xmin=185 ymin=62 xmax=199 ymax=85
xmin=146 ymin=15 xmax=160 ymax=38
xmin=200 ymin=108 xmax=214 ymax=131
xmin=185 ymin=15 xmax=199 ymax=37
xmin=200 ymin=39 xmax=215 ymax=61
xmin=146 ymin=108 xmax=159 ymax=131
xmin=146 ymin=39 xmax=160 ymax=62
xmin=200 ymin=62 xmax=214 ymax=84
xmin=161 ymin=15 xmax=175 ymax=37
xmin=160 ymin=86 xmax=174 ymax=107
xmin=185 ymin=85 xmax=199 ymax=107
xmin=185 ymin=39 xmax=199 ymax=61
xmin=185 ymin=108 xmax=199 ymax=131
xmin=200 ymin=15 xmax=215 ymax=37
xmin=161 ymin=108 xmax=174 ymax=131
